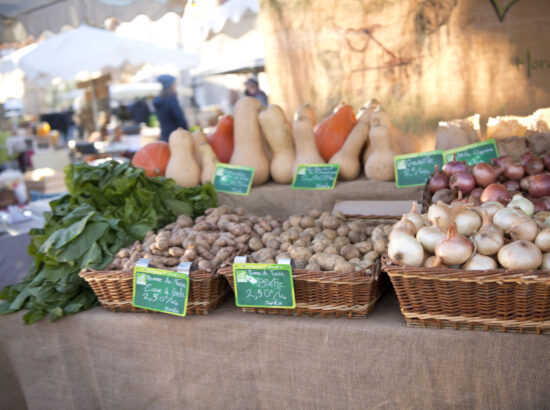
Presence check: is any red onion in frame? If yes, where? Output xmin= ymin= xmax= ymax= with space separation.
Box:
xmin=480 ymin=183 xmax=512 ymax=204
xmin=428 ymin=164 xmax=449 ymax=193
xmin=503 ymin=180 xmax=520 ymax=193
xmin=520 ymin=176 xmax=531 ymax=192
xmin=470 ymin=187 xmax=484 ymax=201
xmin=442 ymin=154 xmax=467 ymax=176
xmin=542 ymin=153 xmax=550 ymax=171
xmin=449 ymin=171 xmax=475 ymax=195
xmin=541 ymin=197 xmax=550 ymax=211
xmin=528 ymin=174 xmax=550 ymax=198
xmin=525 ymin=157 xmax=544 ymax=175
xmin=503 ymin=162 xmax=525 ymax=180
xmin=533 ymin=199 xmax=546 ymax=213
xmin=472 ymin=163 xmax=503 ymax=187
xmin=520 ymin=150 xmax=538 ymax=166
xmin=492 ymin=155 xmax=514 ymax=169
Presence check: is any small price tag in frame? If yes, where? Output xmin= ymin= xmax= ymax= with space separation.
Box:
xmin=233 ymin=263 xmax=295 ymax=309
xmin=213 ymin=163 xmax=254 ymax=195
xmin=132 ymin=263 xmax=190 ymax=316
xmin=394 ymin=150 xmax=445 ymax=188
xmin=443 ymin=139 xmax=499 ymax=166
xmin=291 ymin=164 xmax=339 ymax=189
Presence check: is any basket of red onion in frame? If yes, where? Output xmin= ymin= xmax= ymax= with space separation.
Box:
xmin=383 ymin=199 xmax=550 ymax=334
xmin=423 ymin=151 xmax=550 ymax=213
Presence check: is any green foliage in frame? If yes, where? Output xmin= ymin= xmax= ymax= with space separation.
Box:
xmin=0 ymin=161 xmax=217 ymax=324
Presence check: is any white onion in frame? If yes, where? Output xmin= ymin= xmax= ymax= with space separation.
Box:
xmin=535 ymin=228 xmax=550 ymax=252
xmin=493 ymin=207 xmax=527 ymax=232
xmin=507 ymin=193 xmax=535 ymax=216
xmin=480 ymin=201 xmax=505 ymax=220
xmin=472 ymin=230 xmax=504 ymax=256
xmin=434 ymin=223 xmax=474 ymax=265
xmin=404 ymin=201 xmax=426 ymax=233
xmin=541 ymin=253 xmax=550 ymax=270
xmin=416 ymin=224 xmax=446 ymax=253
xmin=428 ymin=202 xmax=451 ymax=229
xmin=389 ymin=214 xmax=416 ymax=240
xmin=507 ymin=217 xmax=538 ymax=242
xmin=478 ymin=210 xmax=503 ymax=235
xmin=463 ymin=254 xmax=498 ymax=270
xmin=388 ymin=234 xmax=424 ymax=266
xmin=424 ymin=256 xmax=445 ymax=268
xmin=498 ymin=240 xmax=542 ymax=270
xmin=454 ymin=209 xmax=481 ymax=236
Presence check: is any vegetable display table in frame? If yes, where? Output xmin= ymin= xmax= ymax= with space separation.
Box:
xmin=1 ymin=291 xmax=548 ymax=409
xmin=218 ymin=177 xmax=423 ymax=218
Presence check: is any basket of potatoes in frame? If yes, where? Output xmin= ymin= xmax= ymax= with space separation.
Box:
xmin=80 ymin=206 xmax=271 ymax=315
xmin=219 ymin=210 xmax=398 ymax=318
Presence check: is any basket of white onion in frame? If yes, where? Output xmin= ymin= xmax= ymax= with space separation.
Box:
xmin=382 ymin=200 xmax=550 ymax=334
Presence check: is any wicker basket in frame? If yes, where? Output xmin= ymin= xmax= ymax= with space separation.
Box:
xmin=382 ymin=255 xmax=550 ymax=334
xmin=80 ymin=269 xmax=229 ymax=315
xmin=219 ymin=261 xmax=388 ymax=319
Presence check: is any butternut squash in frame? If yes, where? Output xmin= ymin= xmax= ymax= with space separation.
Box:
xmin=371 ymin=106 xmax=421 ymax=154
xmin=329 ymin=107 xmax=371 ymax=180
xmin=296 ymin=102 xmax=317 ymax=125
xmin=165 ymin=128 xmax=200 ymax=187
xmin=361 ymin=98 xmax=382 ymax=165
xmin=258 ymin=105 xmax=296 ymax=184
xmin=230 ymin=97 xmax=270 ymax=185
xmin=364 ymin=111 xmax=401 ymax=181
xmin=192 ymin=129 xmax=207 ymax=166
xmin=199 ymin=143 xmax=218 ymax=184
xmin=292 ymin=104 xmax=325 ymax=175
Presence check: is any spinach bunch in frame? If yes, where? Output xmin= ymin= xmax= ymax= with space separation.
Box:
xmin=0 ymin=161 xmax=217 ymax=324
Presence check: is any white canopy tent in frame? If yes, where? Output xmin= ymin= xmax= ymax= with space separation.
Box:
xmin=201 ymin=0 xmax=259 ymax=41
xmin=18 ymin=24 xmax=198 ymax=81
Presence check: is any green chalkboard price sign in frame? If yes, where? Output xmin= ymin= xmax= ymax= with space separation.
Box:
xmin=132 ymin=266 xmax=189 ymax=316
xmin=443 ymin=139 xmax=499 ymax=166
xmin=213 ymin=163 xmax=254 ymax=195
xmin=394 ymin=150 xmax=445 ymax=188
xmin=291 ymin=164 xmax=340 ymax=189
xmin=233 ymin=263 xmax=296 ymax=308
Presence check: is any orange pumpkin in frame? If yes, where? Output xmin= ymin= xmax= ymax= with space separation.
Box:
xmin=314 ymin=104 xmax=357 ymax=161
xmin=132 ymin=141 xmax=171 ymax=177
xmin=207 ymin=115 xmax=234 ymax=163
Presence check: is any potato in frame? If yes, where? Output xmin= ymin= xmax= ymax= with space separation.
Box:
xmin=322 ymin=229 xmax=338 ymax=241
xmin=290 ymin=246 xmax=312 ymax=262
xmin=176 ymin=214 xmax=193 ymax=228
xmin=168 ymin=247 xmax=185 ymax=257
xmin=294 ymin=260 xmax=307 ymax=269
xmin=349 ymin=258 xmax=361 ymax=264
xmin=321 ymin=215 xmax=341 ymax=229
xmin=340 ymin=244 xmax=360 ymax=260
xmin=282 ymin=220 xmax=291 ymax=230
xmin=248 ymin=237 xmax=263 ymax=251
xmin=116 ymin=248 xmax=130 ymax=259
xmin=279 ymin=231 xmax=290 ymax=243
xmin=212 ymin=247 xmax=235 ymax=266
xmin=288 ymin=227 xmax=302 ymax=241
xmin=347 ymin=221 xmax=363 ymax=232
xmin=280 ymin=242 xmax=290 ymax=252
xmin=334 ymin=236 xmax=350 ymax=248
xmin=197 ymin=259 xmax=212 ymax=271
xmin=289 ymin=215 xmax=302 ymax=227
xmin=334 ymin=261 xmax=355 ymax=274
xmin=362 ymin=256 xmax=375 ymax=265
xmin=333 ymin=210 xmax=346 ymax=220
xmin=294 ymin=236 xmax=311 ymax=247
xmin=355 ymin=241 xmax=373 ymax=254
xmin=316 ymin=254 xmax=345 ymax=271
xmin=348 ymin=230 xmax=365 ymax=244
xmin=262 ymin=232 xmax=277 ymax=244
xmin=300 ymin=215 xmax=316 ymax=228
xmin=266 ymin=238 xmax=281 ymax=250
xmin=337 ymin=224 xmax=350 ymax=236
xmin=272 ymin=227 xmax=283 ymax=236
xmin=305 ymin=262 xmax=321 ymax=271
xmin=302 ymin=227 xmax=320 ymax=238
xmin=324 ymin=244 xmax=339 ymax=255
xmin=365 ymin=250 xmax=379 ymax=260
xmin=309 ymin=209 xmax=322 ymax=218
xmin=373 ymin=238 xmax=387 ymax=254
xmin=252 ymin=248 xmax=277 ymax=263
xmin=312 ymin=240 xmax=329 ymax=253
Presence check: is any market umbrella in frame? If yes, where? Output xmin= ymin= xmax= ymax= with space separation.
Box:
xmin=18 ymin=24 xmax=198 ymax=81
xmin=0 ymin=0 xmax=187 ymax=42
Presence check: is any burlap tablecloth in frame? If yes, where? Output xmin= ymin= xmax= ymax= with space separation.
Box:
xmin=1 ymin=290 xmax=548 ymax=410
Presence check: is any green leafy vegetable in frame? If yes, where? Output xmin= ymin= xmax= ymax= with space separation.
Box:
xmin=0 ymin=161 xmax=217 ymax=324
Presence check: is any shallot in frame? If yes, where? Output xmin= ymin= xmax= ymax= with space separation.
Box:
xmin=454 ymin=208 xmax=481 ymax=236
xmin=442 ymin=154 xmax=467 ymax=176
xmin=528 ymin=174 xmax=550 ymax=198
xmin=416 ymin=219 xmax=446 ymax=253
xmin=541 ymin=253 xmax=550 ymax=270
xmin=472 ymin=211 xmax=504 ymax=256
xmin=507 ymin=217 xmax=537 ymax=242
xmin=427 ymin=202 xmax=452 ymax=229
xmin=507 ymin=192 xmax=534 ymax=216
xmin=463 ymin=253 xmax=497 ymax=270
xmin=388 ymin=234 xmax=424 ymax=267
xmin=389 ymin=214 xmax=416 ymax=240
xmin=450 ymin=171 xmax=475 ymax=195
xmin=480 ymin=183 xmax=511 ymax=204
xmin=404 ymin=202 xmax=426 ymax=233
xmin=535 ymin=228 xmax=550 ymax=252
xmin=472 ymin=163 xmax=502 ymax=187
xmin=503 ymin=162 xmax=524 ymax=180
xmin=428 ymin=165 xmax=449 ymax=193
xmin=493 ymin=207 xmax=527 ymax=232
xmin=480 ymin=201 xmax=505 ymax=220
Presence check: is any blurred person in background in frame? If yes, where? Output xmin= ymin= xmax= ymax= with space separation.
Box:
xmin=154 ymin=74 xmax=188 ymax=142
xmin=131 ymin=97 xmax=151 ymax=125
xmin=244 ymin=77 xmax=268 ymax=106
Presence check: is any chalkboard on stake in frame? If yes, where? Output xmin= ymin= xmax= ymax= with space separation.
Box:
xmin=291 ymin=164 xmax=340 ymax=189
xmin=133 ymin=266 xmax=189 ymax=316
xmin=213 ymin=163 xmax=254 ymax=195
xmin=394 ymin=150 xmax=445 ymax=188
xmin=233 ymin=263 xmax=296 ymax=308
xmin=443 ymin=139 xmax=499 ymax=166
